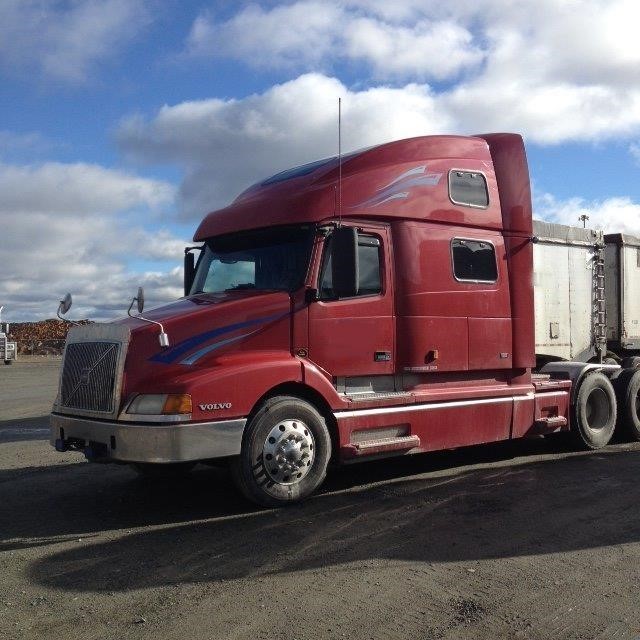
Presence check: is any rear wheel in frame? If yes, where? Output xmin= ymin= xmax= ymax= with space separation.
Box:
xmin=614 ymin=368 xmax=640 ymax=441
xmin=621 ymin=356 xmax=640 ymax=370
xmin=571 ymin=372 xmax=617 ymax=449
xmin=4 ymin=359 xmax=12 ymax=365
xmin=231 ymin=396 xmax=331 ymax=507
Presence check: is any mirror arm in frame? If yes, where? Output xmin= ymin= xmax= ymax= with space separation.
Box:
xmin=57 ymin=306 xmax=81 ymax=326
xmin=304 ymin=288 xmax=319 ymax=304
xmin=127 ymin=298 xmax=170 ymax=348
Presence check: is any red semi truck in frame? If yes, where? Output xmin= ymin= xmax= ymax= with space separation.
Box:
xmin=50 ymin=133 xmax=639 ymax=506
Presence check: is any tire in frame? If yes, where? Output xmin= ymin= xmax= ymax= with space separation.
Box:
xmin=621 ymin=356 xmax=640 ymax=370
xmin=614 ymin=368 xmax=640 ymax=441
xmin=4 ymin=360 xmax=12 ymax=365
xmin=571 ymin=372 xmax=617 ymax=449
xmin=133 ymin=461 xmax=196 ymax=479
xmin=231 ymin=396 xmax=331 ymax=507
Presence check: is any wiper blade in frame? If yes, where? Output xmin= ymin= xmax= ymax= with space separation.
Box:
xmin=224 ymin=284 xmax=256 ymax=291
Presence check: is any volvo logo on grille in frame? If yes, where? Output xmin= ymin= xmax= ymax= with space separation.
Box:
xmin=199 ymin=402 xmax=232 ymax=411
xmin=79 ymin=367 xmax=92 ymax=385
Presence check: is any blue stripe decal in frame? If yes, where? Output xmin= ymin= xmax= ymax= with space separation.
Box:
xmin=179 ymin=330 xmax=259 ymax=365
xmin=149 ymin=309 xmax=290 ymax=364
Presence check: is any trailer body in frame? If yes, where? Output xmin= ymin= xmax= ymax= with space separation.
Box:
xmin=532 ymin=221 xmax=605 ymax=363
xmin=50 ymin=133 xmax=631 ymax=505
xmin=604 ymin=233 xmax=640 ymax=352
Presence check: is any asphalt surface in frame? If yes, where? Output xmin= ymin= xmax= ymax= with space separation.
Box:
xmin=1 ymin=360 xmax=640 ymax=639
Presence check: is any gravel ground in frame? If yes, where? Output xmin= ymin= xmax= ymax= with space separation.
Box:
xmin=1 ymin=361 xmax=640 ymax=640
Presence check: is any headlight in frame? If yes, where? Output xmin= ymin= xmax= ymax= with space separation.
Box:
xmin=127 ymin=394 xmax=192 ymax=415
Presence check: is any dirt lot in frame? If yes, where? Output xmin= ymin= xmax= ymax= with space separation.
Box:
xmin=1 ymin=360 xmax=640 ymax=640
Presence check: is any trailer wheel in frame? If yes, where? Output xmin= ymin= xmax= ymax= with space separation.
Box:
xmin=621 ymin=356 xmax=640 ymax=370
xmin=231 ymin=396 xmax=331 ymax=507
xmin=571 ymin=372 xmax=617 ymax=449
xmin=614 ymin=368 xmax=640 ymax=441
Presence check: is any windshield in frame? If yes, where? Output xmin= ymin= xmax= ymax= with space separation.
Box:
xmin=190 ymin=225 xmax=315 ymax=295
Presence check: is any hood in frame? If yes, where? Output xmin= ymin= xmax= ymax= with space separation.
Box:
xmin=113 ymin=290 xmax=293 ymax=369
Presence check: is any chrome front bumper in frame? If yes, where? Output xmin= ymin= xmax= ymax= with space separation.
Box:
xmin=50 ymin=413 xmax=247 ymax=463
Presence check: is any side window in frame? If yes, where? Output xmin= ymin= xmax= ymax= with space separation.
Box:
xmin=319 ymin=233 xmax=382 ymax=299
xmin=452 ymin=238 xmax=498 ymax=283
xmin=449 ymin=170 xmax=489 ymax=208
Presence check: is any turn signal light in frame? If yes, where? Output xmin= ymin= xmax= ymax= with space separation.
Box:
xmin=162 ymin=394 xmax=192 ymax=415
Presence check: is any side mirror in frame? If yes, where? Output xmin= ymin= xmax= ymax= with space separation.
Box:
xmin=136 ymin=287 xmax=145 ymax=314
xmin=184 ymin=250 xmax=196 ymax=296
xmin=58 ymin=292 xmax=72 ymax=317
xmin=331 ymin=226 xmax=359 ymax=298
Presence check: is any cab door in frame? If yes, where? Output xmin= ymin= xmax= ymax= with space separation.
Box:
xmin=307 ymin=224 xmax=394 ymax=378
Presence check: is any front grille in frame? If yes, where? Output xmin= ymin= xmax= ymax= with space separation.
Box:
xmin=60 ymin=342 xmax=120 ymax=413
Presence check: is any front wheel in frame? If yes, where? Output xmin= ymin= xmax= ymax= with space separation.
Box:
xmin=231 ymin=396 xmax=331 ymax=507
xmin=571 ymin=372 xmax=617 ymax=449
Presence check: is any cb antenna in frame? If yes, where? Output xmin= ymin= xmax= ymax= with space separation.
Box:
xmin=338 ymin=96 xmax=342 ymax=227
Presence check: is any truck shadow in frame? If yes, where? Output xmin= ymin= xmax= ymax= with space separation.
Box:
xmin=18 ymin=440 xmax=640 ymax=592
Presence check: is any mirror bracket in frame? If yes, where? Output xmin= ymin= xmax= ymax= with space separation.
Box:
xmin=304 ymin=288 xmax=319 ymax=304
xmin=57 ymin=293 xmax=81 ymax=325
xmin=128 ymin=287 xmax=170 ymax=348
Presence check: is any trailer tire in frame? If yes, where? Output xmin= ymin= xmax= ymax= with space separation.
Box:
xmin=231 ymin=396 xmax=331 ymax=507
xmin=614 ymin=368 xmax=640 ymax=441
xmin=621 ymin=356 xmax=640 ymax=370
xmin=571 ymin=372 xmax=617 ymax=450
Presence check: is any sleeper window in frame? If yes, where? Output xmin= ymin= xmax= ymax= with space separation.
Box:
xmin=449 ymin=171 xmax=489 ymax=208
xmin=451 ymin=238 xmax=498 ymax=282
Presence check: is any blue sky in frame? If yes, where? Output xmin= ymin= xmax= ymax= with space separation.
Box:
xmin=2 ymin=0 xmax=640 ymax=321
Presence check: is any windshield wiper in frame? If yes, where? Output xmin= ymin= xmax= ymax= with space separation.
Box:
xmin=224 ymin=283 xmax=256 ymax=291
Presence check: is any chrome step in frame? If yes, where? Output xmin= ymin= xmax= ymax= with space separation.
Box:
xmin=343 ymin=434 xmax=421 ymax=458
xmin=342 ymin=391 xmax=413 ymax=403
xmin=534 ymin=416 xmax=568 ymax=429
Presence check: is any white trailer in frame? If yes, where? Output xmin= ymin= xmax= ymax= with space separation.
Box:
xmin=0 ymin=306 xmax=17 ymax=365
xmin=604 ymin=233 xmax=640 ymax=353
xmin=532 ymin=220 xmax=606 ymax=364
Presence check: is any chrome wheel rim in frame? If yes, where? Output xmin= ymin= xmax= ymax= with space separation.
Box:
xmin=262 ymin=419 xmax=315 ymax=485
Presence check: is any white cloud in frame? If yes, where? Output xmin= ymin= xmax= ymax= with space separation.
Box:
xmin=123 ymin=1 xmax=640 ymax=220
xmin=182 ymin=1 xmax=640 ymax=146
xmin=0 ymin=0 xmax=151 ymax=82
xmin=186 ymin=0 xmax=640 ymax=87
xmin=187 ymin=2 xmax=343 ymax=69
xmin=344 ymin=17 xmax=482 ymax=80
xmin=537 ymin=193 xmax=640 ymax=236
xmin=0 ymin=160 xmax=186 ymax=322
xmin=0 ymin=130 xmax=54 ymax=155
xmin=0 ymin=161 xmax=174 ymax=215
xmin=117 ymin=68 xmax=640 ymax=219
xmin=186 ymin=1 xmax=483 ymax=81
xmin=117 ymin=73 xmax=452 ymax=216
